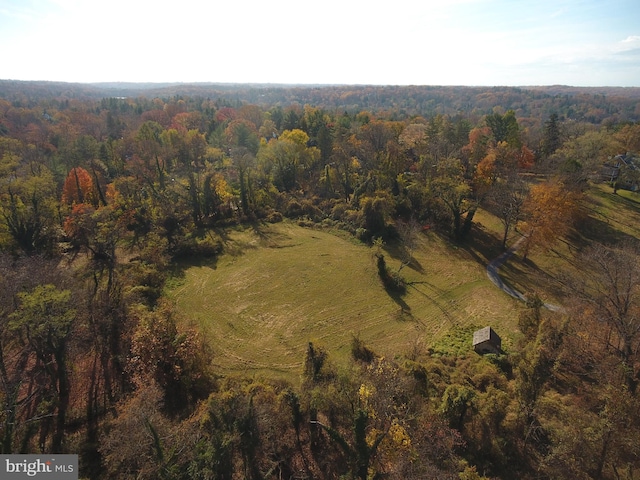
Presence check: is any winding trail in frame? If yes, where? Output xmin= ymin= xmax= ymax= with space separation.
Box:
xmin=486 ymin=235 xmax=560 ymax=311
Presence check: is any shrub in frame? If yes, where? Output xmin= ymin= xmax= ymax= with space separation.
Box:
xmin=351 ymin=335 xmax=376 ymax=363
xmin=376 ymin=253 xmax=406 ymax=294
xmin=330 ymin=201 xmax=349 ymax=220
xmin=320 ymin=218 xmax=336 ymax=228
xmin=300 ymin=199 xmax=324 ymax=221
xmin=284 ymin=198 xmax=303 ymax=218
xmin=171 ymin=234 xmax=223 ymax=259
xmin=265 ymin=210 xmax=283 ymax=223
xmin=284 ymin=198 xmax=324 ymax=221
xmin=356 ymin=227 xmax=371 ymax=242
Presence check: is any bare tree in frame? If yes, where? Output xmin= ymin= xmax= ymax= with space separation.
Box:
xmin=489 ymin=177 xmax=528 ymax=250
xmin=563 ymin=242 xmax=640 ymax=393
xmin=395 ymin=217 xmax=422 ymax=276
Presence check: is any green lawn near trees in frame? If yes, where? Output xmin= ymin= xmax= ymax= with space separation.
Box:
xmin=166 ymin=221 xmax=520 ymax=383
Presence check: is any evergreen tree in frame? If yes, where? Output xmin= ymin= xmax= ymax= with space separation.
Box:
xmin=541 ymin=113 xmax=561 ymax=158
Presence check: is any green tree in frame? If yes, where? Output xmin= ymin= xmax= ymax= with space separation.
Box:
xmin=0 ymin=256 xmax=69 ymax=454
xmin=224 ymin=120 xmax=259 ymax=155
xmin=439 ymin=384 xmax=476 ymax=430
xmin=136 ymin=121 xmax=167 ymax=190
xmin=258 ymin=129 xmax=320 ymax=192
xmin=541 ymin=113 xmax=561 ymax=158
xmin=430 ymin=158 xmax=474 ymax=239
xmin=225 ymin=121 xmax=259 ymax=215
xmin=160 ymin=128 xmax=209 ymax=226
xmin=0 ymin=164 xmax=58 ymax=254
xmin=9 ymin=285 xmax=76 ymax=452
xmin=514 ymin=314 xmax=566 ymax=454
xmin=358 ymin=193 xmax=392 ymax=240
xmin=550 ymin=129 xmax=621 ymax=187
xmin=330 ymin=136 xmax=361 ymax=200
xmin=486 ymin=110 xmax=521 ymax=149
xmin=63 ymin=203 xmax=123 ymax=293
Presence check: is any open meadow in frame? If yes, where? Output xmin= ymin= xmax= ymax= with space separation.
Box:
xmin=166 ymin=183 xmax=640 ymax=383
xmin=166 ymin=220 xmax=522 ymax=383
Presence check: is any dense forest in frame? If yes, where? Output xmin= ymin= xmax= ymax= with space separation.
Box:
xmin=1 ymin=81 xmax=639 ymax=479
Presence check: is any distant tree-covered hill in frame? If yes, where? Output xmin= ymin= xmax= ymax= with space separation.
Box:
xmin=1 ymin=80 xmax=639 ymax=124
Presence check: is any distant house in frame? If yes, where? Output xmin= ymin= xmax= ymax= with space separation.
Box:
xmin=473 ymin=327 xmax=502 ymax=355
xmin=602 ymin=153 xmax=639 ymax=191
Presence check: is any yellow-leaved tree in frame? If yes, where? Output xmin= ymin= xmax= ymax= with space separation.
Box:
xmin=258 ymin=129 xmax=320 ymax=192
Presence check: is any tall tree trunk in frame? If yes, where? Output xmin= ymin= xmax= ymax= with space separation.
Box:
xmin=460 ymin=205 xmax=478 ymax=240
xmin=52 ymin=348 xmax=69 ymax=453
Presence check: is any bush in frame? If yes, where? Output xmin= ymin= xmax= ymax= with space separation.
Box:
xmin=284 ymin=198 xmax=303 ymax=218
xmin=356 ymin=227 xmax=371 ymax=242
xmin=320 ymin=218 xmax=336 ymax=228
xmin=265 ymin=210 xmax=283 ymax=223
xmin=330 ymin=201 xmax=349 ymax=220
xmin=376 ymin=253 xmax=407 ymax=294
xmin=284 ymin=198 xmax=324 ymax=221
xmin=171 ymin=234 xmax=223 ymax=260
xmin=351 ymin=335 xmax=376 ymax=363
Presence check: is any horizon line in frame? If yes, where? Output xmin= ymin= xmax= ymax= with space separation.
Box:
xmin=2 ymin=79 xmax=640 ymax=90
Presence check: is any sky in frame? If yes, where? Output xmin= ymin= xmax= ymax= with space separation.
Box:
xmin=1 ymin=0 xmax=639 ymax=87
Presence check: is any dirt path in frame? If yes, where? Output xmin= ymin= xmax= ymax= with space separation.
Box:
xmin=486 ymin=235 xmax=560 ymax=311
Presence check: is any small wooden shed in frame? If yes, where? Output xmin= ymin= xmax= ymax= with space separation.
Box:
xmin=473 ymin=326 xmax=502 ymax=354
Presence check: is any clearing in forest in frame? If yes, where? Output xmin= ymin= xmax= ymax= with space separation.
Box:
xmin=166 ymin=221 xmax=519 ymax=383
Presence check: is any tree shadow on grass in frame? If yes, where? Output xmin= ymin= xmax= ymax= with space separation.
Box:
xmin=381 ymin=239 xmax=426 ymax=274
xmin=498 ymin=253 xmax=566 ymax=304
xmin=387 ymin=289 xmax=412 ymax=319
xmin=443 ymin=224 xmax=505 ymax=271
xmin=599 ymin=188 xmax=640 ymax=212
xmin=571 ymin=212 xmax=640 ymax=248
xmin=249 ymin=221 xmax=296 ymax=248
xmin=167 ymin=254 xmax=219 ymax=285
xmin=167 ymin=225 xmax=249 ymax=282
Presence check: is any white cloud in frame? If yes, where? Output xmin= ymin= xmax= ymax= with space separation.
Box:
xmin=617 ymin=35 xmax=640 ymax=51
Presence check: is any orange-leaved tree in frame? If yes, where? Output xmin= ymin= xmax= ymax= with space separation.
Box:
xmin=518 ymin=180 xmax=582 ymax=259
xmin=61 ymin=166 xmax=97 ymax=206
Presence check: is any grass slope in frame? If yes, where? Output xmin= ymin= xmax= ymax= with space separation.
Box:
xmin=167 ymin=222 xmax=519 ymax=383
xmin=496 ymin=184 xmax=640 ymax=305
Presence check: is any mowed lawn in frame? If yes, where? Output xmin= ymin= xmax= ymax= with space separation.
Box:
xmin=166 ymin=222 xmax=520 ymax=383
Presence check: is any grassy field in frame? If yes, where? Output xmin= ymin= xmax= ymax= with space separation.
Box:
xmin=166 ymin=221 xmax=520 ymax=384
xmin=497 ymin=183 xmax=640 ymax=305
xmin=166 ymin=183 xmax=640 ymax=383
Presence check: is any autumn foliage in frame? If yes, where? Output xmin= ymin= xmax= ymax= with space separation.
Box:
xmin=1 ymin=82 xmax=640 ymax=480
xmin=519 ymin=180 xmax=582 ymax=258
xmin=61 ymin=167 xmax=97 ymax=206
